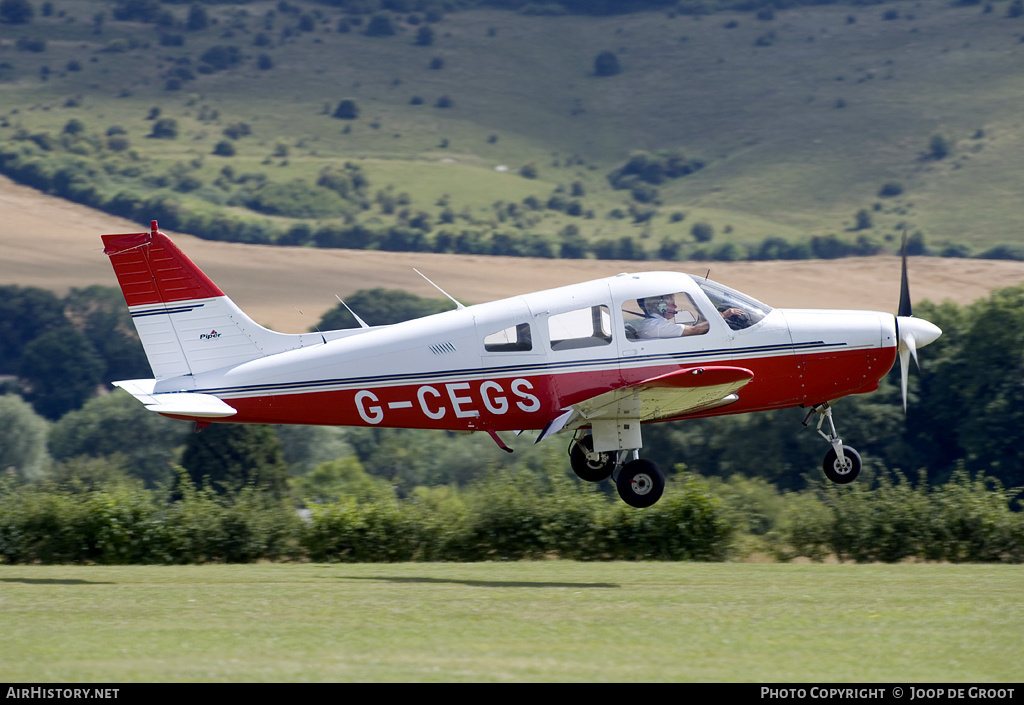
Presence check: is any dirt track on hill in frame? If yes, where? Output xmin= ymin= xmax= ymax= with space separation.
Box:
xmin=3 ymin=175 xmax=1023 ymax=333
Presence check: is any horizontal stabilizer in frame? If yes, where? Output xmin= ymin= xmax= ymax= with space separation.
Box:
xmin=114 ymin=380 xmax=237 ymax=418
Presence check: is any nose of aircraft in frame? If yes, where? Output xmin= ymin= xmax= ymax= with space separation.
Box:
xmin=896 ymin=315 xmax=942 ymax=353
xmin=895 ymin=315 xmax=942 ymax=412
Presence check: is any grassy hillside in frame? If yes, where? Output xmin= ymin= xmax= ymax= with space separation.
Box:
xmin=2 ymin=1 xmax=1024 ymax=258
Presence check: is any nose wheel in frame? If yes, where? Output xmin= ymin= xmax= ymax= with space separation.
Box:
xmin=615 ymin=458 xmax=665 ymax=508
xmin=804 ymin=402 xmax=862 ymax=484
xmin=822 ymin=446 xmax=862 ymax=484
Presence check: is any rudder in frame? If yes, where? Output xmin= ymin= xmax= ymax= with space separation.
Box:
xmin=103 ymin=221 xmax=321 ymax=380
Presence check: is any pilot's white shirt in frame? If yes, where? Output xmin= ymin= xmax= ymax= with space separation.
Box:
xmin=635 ymin=315 xmax=685 ymax=339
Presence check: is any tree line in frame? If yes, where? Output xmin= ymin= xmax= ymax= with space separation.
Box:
xmin=1 ymin=280 xmax=1023 ymax=563
xmin=5 ymin=282 xmax=1024 ymax=495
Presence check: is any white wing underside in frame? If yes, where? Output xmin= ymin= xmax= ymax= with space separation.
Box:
xmin=538 ymin=366 xmax=754 ymax=451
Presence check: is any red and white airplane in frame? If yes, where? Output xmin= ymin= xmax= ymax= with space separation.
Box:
xmin=102 ymin=221 xmax=941 ymax=508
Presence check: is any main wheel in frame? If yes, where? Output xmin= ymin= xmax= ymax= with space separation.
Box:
xmin=569 ymin=435 xmax=615 ymax=482
xmin=822 ymin=446 xmax=862 ymax=484
xmin=615 ymin=459 xmax=665 ymax=508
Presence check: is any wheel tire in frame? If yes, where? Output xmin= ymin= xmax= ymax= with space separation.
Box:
xmin=615 ymin=459 xmax=665 ymax=508
xmin=569 ymin=435 xmax=614 ymax=482
xmin=822 ymin=446 xmax=862 ymax=484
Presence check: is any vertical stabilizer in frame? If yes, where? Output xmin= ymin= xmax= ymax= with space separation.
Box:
xmin=102 ymin=221 xmax=321 ymax=380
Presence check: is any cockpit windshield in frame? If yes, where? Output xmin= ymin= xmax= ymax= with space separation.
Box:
xmin=694 ymin=277 xmax=772 ymax=331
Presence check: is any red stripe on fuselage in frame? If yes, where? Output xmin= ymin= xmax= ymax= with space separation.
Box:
xmin=165 ymin=346 xmax=897 ymax=431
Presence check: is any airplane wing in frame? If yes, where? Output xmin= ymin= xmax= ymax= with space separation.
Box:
xmin=537 ymin=366 xmax=753 ymax=443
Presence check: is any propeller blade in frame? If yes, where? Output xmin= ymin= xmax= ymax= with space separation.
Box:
xmin=899 ymin=345 xmax=911 ymax=413
xmin=894 ymin=231 xmax=942 ymax=413
xmin=898 ymin=231 xmax=913 ymax=318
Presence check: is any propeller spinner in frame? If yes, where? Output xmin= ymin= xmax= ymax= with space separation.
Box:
xmin=894 ymin=235 xmax=942 ymax=412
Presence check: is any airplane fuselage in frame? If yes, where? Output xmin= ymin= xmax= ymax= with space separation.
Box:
xmin=144 ymin=272 xmax=898 ymax=433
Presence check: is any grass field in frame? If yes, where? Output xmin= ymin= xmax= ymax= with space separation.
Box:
xmin=1 ymin=562 xmax=1021 ymax=682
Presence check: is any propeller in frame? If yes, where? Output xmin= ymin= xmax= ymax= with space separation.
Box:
xmin=894 ymin=234 xmax=942 ymax=412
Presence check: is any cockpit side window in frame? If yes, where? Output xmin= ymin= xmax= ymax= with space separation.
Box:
xmin=695 ymin=278 xmax=772 ymax=331
xmin=548 ymin=305 xmax=612 ymax=351
xmin=622 ymin=292 xmax=708 ymax=341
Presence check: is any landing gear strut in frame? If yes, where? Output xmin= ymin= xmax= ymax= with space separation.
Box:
xmin=803 ymin=402 xmax=862 ymax=484
xmin=568 ymin=433 xmax=665 ymax=508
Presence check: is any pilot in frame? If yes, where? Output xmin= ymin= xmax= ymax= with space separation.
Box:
xmin=635 ymin=294 xmax=745 ymax=339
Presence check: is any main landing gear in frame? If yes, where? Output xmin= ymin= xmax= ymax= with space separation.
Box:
xmin=568 ymin=433 xmax=665 ymax=508
xmin=803 ymin=402 xmax=862 ymax=484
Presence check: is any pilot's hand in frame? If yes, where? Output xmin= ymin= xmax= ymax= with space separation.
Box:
xmin=721 ymin=308 xmax=745 ymax=319
xmin=686 ymin=320 xmax=710 ymax=335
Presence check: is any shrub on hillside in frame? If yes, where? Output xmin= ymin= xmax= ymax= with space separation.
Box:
xmin=199 ymin=45 xmax=241 ymax=73
xmin=212 ymin=140 xmax=236 ymax=157
xmin=593 ymin=50 xmax=620 ymax=76
xmin=691 ymin=221 xmax=714 ymax=243
xmin=148 ymin=118 xmax=178 ymax=139
xmin=1 ymin=0 xmax=34 ymax=24
xmin=333 ymin=99 xmax=359 ymax=120
xmin=607 ymin=150 xmax=704 ymax=190
xmin=364 ymin=12 xmax=396 ymax=37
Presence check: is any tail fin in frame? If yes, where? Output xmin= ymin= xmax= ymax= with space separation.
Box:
xmin=103 ymin=221 xmax=322 ymax=380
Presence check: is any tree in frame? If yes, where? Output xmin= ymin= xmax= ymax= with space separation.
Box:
xmin=148 ymin=118 xmax=178 ymax=139
xmin=48 ymin=390 xmax=187 ymax=487
xmin=0 ymin=286 xmax=66 ymax=373
xmin=0 ymin=0 xmax=34 ymax=25
xmin=691 ymin=222 xmax=714 ymax=243
xmin=199 ymin=45 xmax=241 ymax=72
xmin=19 ymin=327 xmax=105 ymax=420
xmin=928 ymin=134 xmax=950 ymax=160
xmin=181 ymin=424 xmax=290 ymax=499
xmin=333 ymin=99 xmax=359 ymax=120
xmin=314 ymin=288 xmax=454 ymax=330
xmin=364 ymin=12 xmax=396 ymax=37
xmin=289 ymin=457 xmax=393 ymax=505
xmin=111 ymin=0 xmax=161 ymax=23
xmin=62 ymin=285 xmax=150 ymax=384
xmin=0 ymin=394 xmax=50 ymax=480
xmin=593 ymin=50 xmax=620 ymax=77
xmin=185 ymin=3 xmax=208 ymax=31
xmin=415 ymin=25 xmax=434 ymax=46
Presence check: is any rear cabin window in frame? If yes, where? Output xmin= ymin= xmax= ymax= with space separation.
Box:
xmin=484 ymin=323 xmax=533 ymax=352
xmin=548 ymin=305 xmax=612 ymax=351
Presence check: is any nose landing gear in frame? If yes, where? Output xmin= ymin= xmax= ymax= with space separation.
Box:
xmin=803 ymin=402 xmax=862 ymax=484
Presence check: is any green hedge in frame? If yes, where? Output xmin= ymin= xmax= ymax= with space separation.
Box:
xmin=0 ymin=472 xmax=734 ymax=564
xmin=1 ymin=468 xmax=1020 ymax=564
xmin=772 ymin=469 xmax=1024 ymax=563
